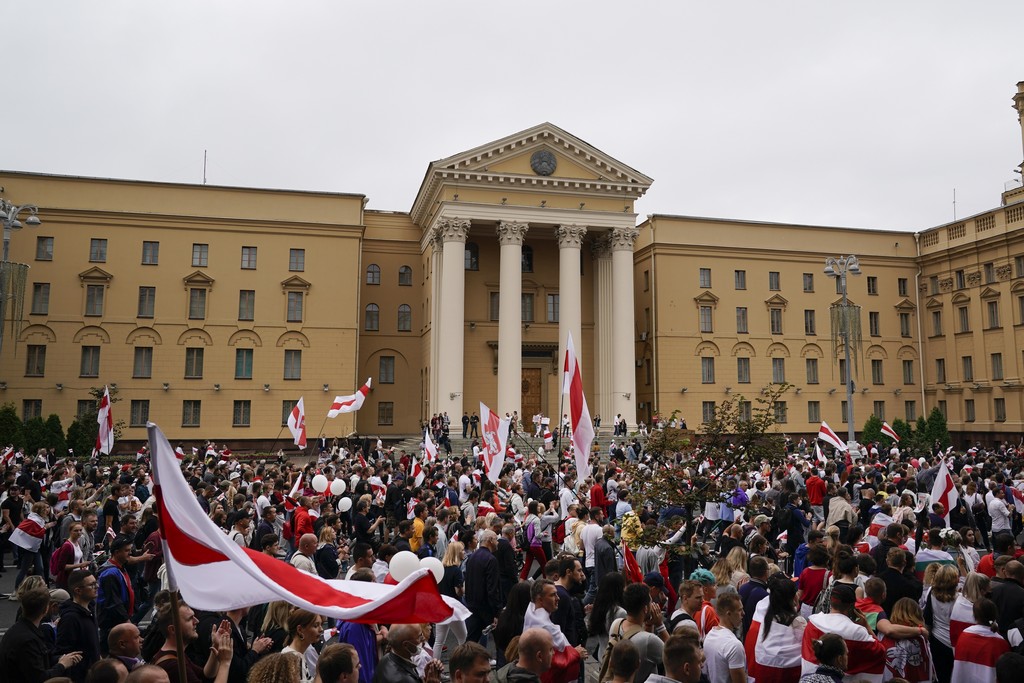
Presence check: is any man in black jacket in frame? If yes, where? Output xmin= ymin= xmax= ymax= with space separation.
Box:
xmin=495 ymin=524 xmax=519 ymax=601
xmin=464 ymin=530 xmax=502 ymax=642
xmin=877 ymin=545 xmax=922 ymax=616
xmin=992 ymin=560 xmax=1024 ymax=635
xmin=594 ymin=525 xmax=618 ymax=587
xmin=56 ymin=569 xmax=102 ymax=682
xmin=373 ymin=623 xmax=442 ymax=683
xmin=0 ymin=586 xmax=82 ymax=683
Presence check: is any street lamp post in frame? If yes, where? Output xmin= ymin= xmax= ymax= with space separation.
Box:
xmin=0 ymin=194 xmax=42 ymax=352
xmin=824 ymin=255 xmax=861 ymax=450
xmin=0 ymin=197 xmax=42 ymax=261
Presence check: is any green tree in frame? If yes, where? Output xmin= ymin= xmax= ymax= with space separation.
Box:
xmin=44 ymin=414 xmax=67 ymax=456
xmin=861 ymin=414 xmax=883 ymax=444
xmin=66 ymin=419 xmax=94 ymax=459
xmin=23 ymin=416 xmax=48 ymax=455
xmin=0 ymin=403 xmax=24 ymax=449
xmin=912 ymin=416 xmax=930 ymax=452
xmin=925 ymin=407 xmax=951 ymax=450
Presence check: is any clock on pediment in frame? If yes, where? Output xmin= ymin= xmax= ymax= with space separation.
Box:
xmin=530 ymin=149 xmax=557 ymax=176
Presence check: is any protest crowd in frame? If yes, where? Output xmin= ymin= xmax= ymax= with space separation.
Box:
xmin=3 ymin=416 xmax=1024 ymax=683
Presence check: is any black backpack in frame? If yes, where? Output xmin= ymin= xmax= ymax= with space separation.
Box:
xmin=772 ymin=505 xmax=793 ymax=538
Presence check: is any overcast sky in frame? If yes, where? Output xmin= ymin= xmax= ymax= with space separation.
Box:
xmin=4 ymin=1 xmax=1023 ymax=232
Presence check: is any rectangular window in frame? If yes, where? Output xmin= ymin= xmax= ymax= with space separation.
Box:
xmin=957 ymin=306 xmax=970 ymax=333
xmin=965 ymin=399 xmax=976 ymax=422
xmin=235 ymin=349 xmax=253 ymax=379
xmin=871 ymin=358 xmax=884 ymax=384
xmin=841 ymin=400 xmax=848 ymax=423
xmin=905 ymin=401 xmax=917 ymax=422
xmin=962 ymin=355 xmax=974 ymax=381
xmin=643 ymin=270 xmax=649 ymax=292
xmin=995 ymin=397 xmax=1007 ymax=422
xmin=699 ymin=305 xmax=713 ymax=333
xmin=189 ymin=288 xmax=207 ymax=320
xmin=899 ymin=312 xmax=911 ymax=337
xmin=182 ymin=400 xmax=201 ymax=427
xmin=378 ymin=401 xmax=394 ymax=426
xmin=192 ymin=243 xmax=209 ymax=267
xmin=90 ymin=238 xmax=107 ymax=262
xmin=547 ymin=293 xmax=559 ymax=323
xmin=902 ymin=359 xmax=914 ymax=385
xmin=956 ymin=270 xmax=966 ymax=289
xmin=774 ymin=402 xmax=788 ymax=424
xmin=873 ymin=401 xmax=885 ymax=420
xmin=142 ymin=241 xmax=159 ymax=265
xmin=769 ymin=308 xmax=783 ymax=335
xmin=645 ymin=359 xmax=652 ymax=386
xmin=241 ymin=246 xmax=257 ymax=269
xmin=80 ymin=346 xmax=100 ymax=377
xmin=739 ymin=401 xmax=752 ymax=422
xmin=839 ymin=358 xmax=848 ymax=385
xmin=869 ymin=311 xmax=880 ymax=336
xmin=772 ymin=357 xmax=786 ymax=383
xmin=184 ymin=348 xmax=204 ymax=379
xmin=806 ymin=358 xmax=819 ymax=384
xmin=289 ymin=249 xmax=305 ymax=272
xmin=233 ymin=400 xmax=251 ymax=427
xmin=85 ymin=285 xmax=104 ymax=316
xmin=985 ymin=262 xmax=995 ymax=284
xmin=23 ymin=400 xmax=42 ymax=421
xmin=769 ymin=272 xmax=780 ymax=291
xmin=737 ymin=357 xmax=750 ymax=384
xmin=31 ymin=283 xmax=49 ymax=315
xmin=930 ymin=276 xmax=939 ymax=295
xmin=699 ymin=268 xmax=712 ymax=288
xmin=238 ymin=290 xmax=255 ymax=321
xmin=932 ymin=310 xmax=942 ymax=336
xmin=36 ymin=236 xmax=53 ymax=261
xmin=936 ymin=358 xmax=946 ymax=383
xmin=803 ymin=273 xmax=814 ymax=292
xmin=867 ymin=276 xmax=878 ymax=295
xmin=898 ymin=278 xmax=909 ymax=297
xmin=489 ymin=293 xmax=500 ymax=321
xmin=804 ymin=309 xmax=816 ymax=336
xmin=281 ymin=400 xmax=298 ymax=426
xmin=736 ymin=307 xmax=748 ymax=334
xmin=380 ymin=356 xmax=396 ymax=384
xmin=521 ymin=293 xmax=534 ymax=322
xmin=130 ymin=400 xmax=150 ymax=427
xmin=992 ymin=352 xmax=1004 ymax=381
xmin=284 ymin=349 xmax=301 ymax=379
xmin=76 ymin=401 xmax=92 ymax=420
xmin=701 ymin=401 xmax=716 ymax=424
xmin=987 ymin=300 xmax=1000 ymax=328
xmin=137 ymin=286 xmax=156 ymax=318
xmin=1017 ymin=256 xmax=1024 ymax=278
xmin=701 ymin=357 xmax=715 ymax=384
xmin=25 ymin=345 xmax=46 ymax=377
xmin=287 ymin=292 xmax=303 ymax=323
xmin=133 ymin=347 xmax=153 ymax=378
xmin=734 ymin=270 xmax=746 ymax=290
xmin=807 ymin=401 xmax=821 ymax=423
xmin=938 ymin=400 xmax=947 ymax=418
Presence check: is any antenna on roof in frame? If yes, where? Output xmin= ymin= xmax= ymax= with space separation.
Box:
xmin=203 ymin=150 xmax=208 ymax=185
xmin=952 ymin=188 xmax=956 ymax=221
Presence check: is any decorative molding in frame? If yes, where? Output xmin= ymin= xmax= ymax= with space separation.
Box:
xmin=590 ymin=234 xmax=612 ymax=260
xmin=765 ymin=294 xmax=789 ymax=310
xmin=694 ymin=291 xmax=720 ymax=308
xmin=281 ymin=275 xmax=312 ymax=291
xmin=939 ymin=278 xmax=953 ymax=292
xmin=183 ymin=270 xmax=214 ymax=290
xmin=997 ymin=264 xmax=1013 ymax=280
xmin=496 ymin=221 xmax=529 ymax=246
xmin=555 ymin=224 xmax=587 ymax=249
xmin=608 ymin=227 xmax=639 ymax=251
xmin=966 ymin=271 xmax=982 ymax=287
xmin=435 ymin=217 xmax=471 ymax=243
xmin=979 ymin=286 xmax=1000 ymax=300
xmin=79 ymin=266 xmax=113 ymax=283
xmin=893 ymin=297 xmax=916 ymax=311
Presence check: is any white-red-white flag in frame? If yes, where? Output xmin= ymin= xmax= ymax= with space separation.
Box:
xmin=96 ymin=386 xmax=114 ymax=455
xmin=411 ymin=456 xmax=425 ymax=487
xmin=0 ymin=446 xmax=14 ymax=467
xmin=288 ymin=398 xmax=307 ymax=448
xmin=814 ymin=442 xmax=826 ymax=466
xmin=423 ymin=429 xmax=438 ymax=464
xmin=881 ymin=421 xmax=900 ymax=442
xmin=9 ymin=512 xmax=47 ymax=553
xmin=562 ymin=333 xmax=594 ymax=480
xmin=146 ymin=422 xmax=466 ymax=624
xmin=817 ymin=421 xmax=847 ymax=452
xmin=930 ymin=459 xmax=958 ymax=525
xmin=328 ymin=378 xmax=372 ymax=417
xmin=479 ymin=402 xmax=510 ymax=484
xmin=543 ymin=428 xmax=553 ymax=450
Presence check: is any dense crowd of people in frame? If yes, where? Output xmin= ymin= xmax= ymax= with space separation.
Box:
xmin=2 ymin=433 xmax=1024 ymax=683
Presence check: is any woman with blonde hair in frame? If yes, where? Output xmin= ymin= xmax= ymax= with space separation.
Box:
xmin=949 ymin=572 xmax=989 ymax=648
xmin=880 ymin=598 xmax=933 ymax=683
xmin=316 ymin=525 xmax=340 ymax=580
xmin=282 ymin=608 xmax=323 ymax=683
xmin=724 ymin=546 xmax=749 ymax=589
xmin=923 ymin=564 xmax=959 ymax=683
xmin=433 ymin=541 xmax=467 ymax=657
xmin=259 ymin=600 xmax=292 ymax=653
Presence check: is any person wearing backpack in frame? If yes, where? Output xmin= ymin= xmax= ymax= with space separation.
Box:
xmin=50 ymin=521 xmax=91 ymax=590
xmin=96 ymin=536 xmax=135 ymax=655
xmin=600 ymin=583 xmax=665 ymax=683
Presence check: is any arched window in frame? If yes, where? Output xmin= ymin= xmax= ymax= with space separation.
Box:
xmin=521 ymin=245 xmax=534 ymax=273
xmin=464 ymin=243 xmax=479 ymax=271
xmin=364 ymin=304 xmax=379 ymax=331
xmin=366 ymin=264 xmax=381 ymax=285
xmin=398 ymin=304 xmax=412 ymax=332
xmin=398 ymin=265 xmax=413 ymax=286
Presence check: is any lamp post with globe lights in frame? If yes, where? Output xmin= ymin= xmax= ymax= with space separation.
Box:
xmin=824 ymin=255 xmax=862 ymax=450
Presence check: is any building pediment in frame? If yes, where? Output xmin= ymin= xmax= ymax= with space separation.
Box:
xmin=925 ymin=297 xmax=943 ymax=309
xmin=979 ymin=286 xmax=1000 ymax=299
xmin=951 ymin=292 xmax=970 ymax=304
xmin=893 ymin=297 xmax=916 ymax=311
xmin=765 ymin=294 xmax=789 ymax=309
xmin=694 ymin=291 xmax=720 ymax=307
xmin=183 ymin=270 xmax=215 ymax=288
xmin=79 ymin=266 xmax=112 ymax=282
xmin=281 ymin=275 xmax=311 ymax=291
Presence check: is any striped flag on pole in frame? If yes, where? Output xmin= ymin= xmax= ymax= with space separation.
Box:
xmin=328 ymin=379 xmax=372 ymax=417
xmin=817 ymin=421 xmax=848 ymax=452
xmin=10 ymin=512 xmax=47 ymax=553
xmin=930 ymin=459 xmax=957 ymax=525
xmin=563 ymin=333 xmax=594 ymax=480
xmin=96 ymin=386 xmax=115 ymax=455
xmin=881 ymin=421 xmax=900 ymax=442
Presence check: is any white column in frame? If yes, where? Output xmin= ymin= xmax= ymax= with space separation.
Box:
xmin=436 ymin=218 xmax=470 ymax=419
xmin=429 ymin=231 xmax=444 ymax=415
xmin=497 ymin=221 xmax=529 ymax=417
xmin=610 ymin=227 xmax=639 ymax=431
xmin=593 ymin=236 xmax=614 ymax=426
xmin=556 ymin=225 xmax=587 ymax=377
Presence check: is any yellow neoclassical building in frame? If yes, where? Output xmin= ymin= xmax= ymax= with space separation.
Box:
xmin=0 ymin=81 xmax=1022 ymax=447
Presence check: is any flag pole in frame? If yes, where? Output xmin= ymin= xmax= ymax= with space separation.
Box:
xmin=167 ymin=589 xmax=189 ymax=683
xmin=267 ymin=426 xmax=286 ymax=459
xmin=312 ymin=414 xmax=330 ymax=455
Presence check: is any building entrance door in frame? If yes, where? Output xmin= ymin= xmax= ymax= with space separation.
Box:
xmin=521 ymin=367 xmax=542 ymax=420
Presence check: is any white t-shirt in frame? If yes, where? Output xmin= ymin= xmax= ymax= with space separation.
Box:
xmin=703 ymin=626 xmax=746 ymax=683
xmin=458 ymin=474 xmax=473 ymax=503
xmin=580 ymin=522 xmax=603 ymax=568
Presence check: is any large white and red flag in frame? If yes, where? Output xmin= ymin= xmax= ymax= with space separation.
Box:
xmin=930 ymin=459 xmax=958 ymax=525
xmin=479 ymin=402 xmax=510 ymax=484
xmin=147 ymin=422 xmax=465 ymax=624
xmin=95 ymin=386 xmax=114 ymax=455
xmin=881 ymin=421 xmax=900 ymax=442
xmin=562 ymin=333 xmax=594 ymax=480
xmin=328 ymin=378 xmax=372 ymax=417
xmin=9 ymin=511 xmax=47 ymax=553
xmin=1 ymin=446 xmax=14 ymax=467
xmin=746 ymin=595 xmax=802 ymax=683
xmin=543 ymin=427 xmax=554 ymax=450
xmin=423 ymin=429 xmax=438 ymax=464
xmin=287 ymin=398 xmax=307 ymax=448
xmin=817 ymin=421 xmax=847 ymax=452
xmin=802 ymin=613 xmax=886 ymax=683
xmin=411 ymin=456 xmax=425 ymax=487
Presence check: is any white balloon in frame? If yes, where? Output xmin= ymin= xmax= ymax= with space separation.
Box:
xmin=389 ymin=551 xmax=421 ymax=582
xmin=339 ymin=497 xmax=353 ymax=512
xmin=330 ymin=478 xmax=346 ymax=496
xmin=311 ymin=474 xmax=329 ymax=493
xmin=420 ymin=556 xmax=444 ymax=583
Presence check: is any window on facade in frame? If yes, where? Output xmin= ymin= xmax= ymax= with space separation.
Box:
xmin=142 ymin=241 xmax=159 ymax=265
xmin=839 ymin=358 xmax=848 ymax=385
xmin=737 ymin=357 xmax=751 ymax=384
xmin=1019 ymin=296 xmax=1024 ymax=324
xmin=774 ymin=402 xmax=788 ymax=423
xmin=965 ymin=399 xmax=976 ymax=422
xmin=289 ymin=249 xmax=305 ymax=272
xmin=241 ymin=246 xmax=257 ymax=269
xmin=869 ymin=311 xmax=880 ymax=336
xmin=995 ymin=398 xmax=1007 ymax=422
xmin=898 ymin=278 xmax=908 ymax=297
xmin=182 ymin=400 xmax=201 ymax=427
xmin=734 ymin=270 xmax=746 ymax=290
xmin=80 ymin=346 xmax=100 ymax=377
xmin=31 ymin=283 xmax=49 ymax=315
xmin=987 ymin=300 xmax=1000 ymax=328
xmin=701 ymin=357 xmax=715 ymax=384
xmin=133 ymin=347 xmax=153 ymax=378
xmin=873 ymin=401 xmax=885 ymax=420
xmin=36 ymin=236 xmax=53 ymax=261
xmin=489 ymin=293 xmax=500 ymax=321
xmin=736 ymin=307 xmax=748 ymax=334
xmin=955 ymin=270 xmax=965 ymax=289
xmin=985 ymin=262 xmax=995 ymax=283
xmin=192 ymin=243 xmax=208 ymax=267
xmin=365 ymin=304 xmax=379 ymax=331
xmin=184 ymin=348 xmax=204 ymax=379
xmin=398 ymin=266 xmax=413 ymax=286
xmin=699 ymin=268 xmax=712 ymax=288
xmin=804 ymin=310 xmax=816 ymax=336
xmin=936 ymin=358 xmax=946 ymax=383
xmin=130 ymin=400 xmax=149 ymax=427
xmin=1017 ymin=256 xmax=1024 ymax=278
xmin=902 ymin=359 xmax=914 ymax=385
xmin=547 ymin=294 xmax=559 ymax=323
xmin=803 ymin=273 xmax=814 ymax=292
xmin=137 ymin=286 xmax=155 ymax=318
xmin=871 ymin=359 xmax=884 ymax=384
xmin=645 ymin=359 xmax=652 ymax=386
xmin=85 ymin=285 xmax=104 ymax=316
xmin=938 ymin=400 xmax=947 ymax=418
xmin=957 ymin=306 xmax=970 ymax=332
xmin=398 ymin=304 xmax=412 ymax=332
xmin=739 ymin=401 xmax=752 ymax=422
xmin=90 ymin=238 xmax=107 ymax=262
xmin=808 ymin=401 xmax=821 ymax=423
xmin=643 ymin=270 xmax=650 ymax=292
xmin=25 ymin=345 xmax=46 ymax=377
xmin=366 ymin=264 xmax=381 ymax=285
xmin=769 ymin=272 xmax=780 ymax=291
xmin=932 ymin=310 xmax=942 ymax=336
xmin=905 ymin=401 xmax=917 ymax=422
xmin=464 ymin=243 xmax=479 ymax=271
xmin=286 ymin=292 xmax=303 ymax=323
xmin=235 ymin=349 xmax=253 ymax=379
xmin=281 ymin=400 xmax=298 ymax=426
xmin=772 ymin=358 xmax=786 ymax=383
xmin=701 ymin=401 xmax=716 ymax=424
xmin=521 ymin=246 xmax=534 ymax=273
xmin=521 ymin=293 xmax=535 ymax=322
xmin=380 ymin=356 xmax=395 ymax=384
xmin=233 ymin=400 xmax=251 ymax=427
xmin=238 ymin=290 xmax=255 ymax=321
xmin=806 ymin=358 xmax=819 ymax=384
xmin=899 ymin=312 xmax=911 ymax=337
xmin=189 ymin=288 xmax=207 ymax=320
xmin=992 ymin=352 xmax=1004 ymax=381
xmin=769 ymin=308 xmax=783 ymax=335
xmin=378 ymin=402 xmax=394 ymax=426
xmin=284 ymin=349 xmax=302 ymax=379
xmin=23 ymin=400 xmax=42 ymax=421
xmin=841 ymin=400 xmax=848 ymax=423
xmin=867 ymin=276 xmax=878 ymax=295
xmin=699 ymin=306 xmax=713 ymax=333
xmin=962 ymin=355 xmax=974 ymax=381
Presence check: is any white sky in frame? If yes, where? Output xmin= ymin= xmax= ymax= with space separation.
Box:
xmin=4 ymin=1 xmax=1023 ymax=232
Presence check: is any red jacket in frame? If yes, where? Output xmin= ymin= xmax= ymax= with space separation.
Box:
xmin=805 ymin=476 xmax=826 ymax=505
xmin=590 ymin=484 xmax=608 ymax=510
xmin=293 ymin=506 xmax=314 ymax=538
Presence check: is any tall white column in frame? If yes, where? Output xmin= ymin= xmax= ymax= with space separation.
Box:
xmin=436 ymin=218 xmax=470 ymax=420
xmin=556 ymin=225 xmax=587 ymax=378
xmin=610 ymin=227 xmax=639 ymax=431
xmin=592 ymin=236 xmax=614 ymax=426
xmin=429 ymin=231 xmax=444 ymax=416
xmin=497 ymin=221 xmax=529 ymax=417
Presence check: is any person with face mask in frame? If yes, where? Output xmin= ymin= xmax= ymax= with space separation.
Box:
xmin=372 ymin=623 xmax=442 ymax=683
